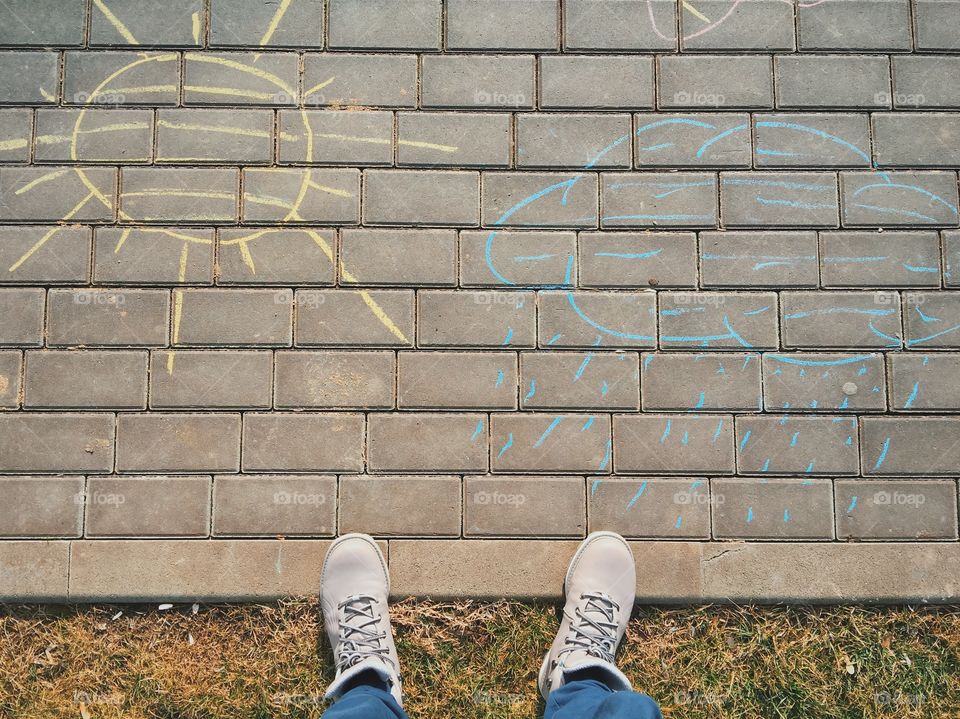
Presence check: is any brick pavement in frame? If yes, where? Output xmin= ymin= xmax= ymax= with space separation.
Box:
xmin=1 ymin=0 xmax=960 ymax=602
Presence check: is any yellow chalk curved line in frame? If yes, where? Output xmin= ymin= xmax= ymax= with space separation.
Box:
xmin=91 ymin=84 xmax=177 ymax=97
xmin=14 ymin=169 xmax=67 ymax=195
xmin=156 ymin=119 xmax=273 ymax=139
xmin=184 ymin=53 xmax=296 ymax=96
xmin=182 ymin=85 xmax=278 ymax=101
xmin=192 ymin=12 xmax=201 ymax=45
xmin=304 ymin=76 xmax=336 ymax=97
xmin=0 ymin=138 xmax=29 ymax=151
xmin=398 ymin=139 xmax=459 ymax=153
xmin=114 ymin=227 xmax=132 ymax=253
xmin=259 ymin=0 xmax=293 ymax=46
xmin=92 ymin=0 xmax=140 ymax=44
xmin=36 ymin=122 xmax=151 ymax=146
xmin=121 ymin=190 xmax=235 ymax=201
xmin=311 ymin=132 xmax=392 ymax=146
xmin=682 ymin=0 xmax=711 ymax=23
xmin=8 ymin=192 xmax=94 ymax=271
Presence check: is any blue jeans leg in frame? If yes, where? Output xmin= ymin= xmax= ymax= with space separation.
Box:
xmin=321 ymin=685 xmax=409 ymax=719
xmin=544 ymin=679 xmax=663 ymax=719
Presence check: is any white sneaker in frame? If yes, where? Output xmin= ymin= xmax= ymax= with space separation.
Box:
xmin=320 ymin=533 xmax=402 ymax=706
xmin=538 ymin=531 xmax=636 ymax=699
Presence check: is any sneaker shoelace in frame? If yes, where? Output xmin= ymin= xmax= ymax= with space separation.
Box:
xmin=558 ymin=591 xmax=620 ymax=664
xmin=336 ymin=594 xmax=395 ymax=672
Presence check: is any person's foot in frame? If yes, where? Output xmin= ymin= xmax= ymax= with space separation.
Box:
xmin=320 ymin=533 xmax=402 ymax=706
xmin=538 ymin=531 xmax=636 ymax=699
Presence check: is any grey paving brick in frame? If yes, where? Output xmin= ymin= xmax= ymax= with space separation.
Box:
xmin=340 ymin=475 xmax=461 ymax=536
xmin=892 ymin=56 xmax=960 ymax=108
xmin=397 ymin=112 xmax=511 ymax=168
xmin=491 ymin=412 xmax=611 ymax=474
xmin=563 ymin=0 xmax=676 ymax=51
xmin=243 ymin=168 xmax=359 ymax=225
xmin=840 ymin=170 xmax=960 ymax=227
xmin=0 ymin=166 xmax=116 ymax=221
xmin=85 ymin=476 xmax=210 ymax=537
xmin=633 ymin=112 xmax=751 ymax=168
xmin=873 ymin=113 xmax=960 ymax=168
xmin=25 ymin=349 xmax=147 ymax=409
xmin=720 ymin=171 xmax=839 ymax=228
xmin=296 ymin=289 xmax=414 ymax=347
xmin=641 ymin=352 xmax=762 ymax=411
xmin=775 ymin=55 xmax=891 ymax=109
xmin=460 ymin=230 xmax=576 ymax=287
xmin=862 ymin=417 xmax=960 ymax=475
xmin=904 ymin=291 xmax=960 ymax=348
xmin=736 ymin=415 xmax=860 ymax=476
xmin=329 ymin=0 xmax=440 ymax=49
xmin=0 ymin=51 xmax=59 ymax=104
xmin=753 ymin=113 xmax=872 ymax=168
xmin=659 ymin=291 xmax=779 ymax=350
xmin=914 ymin=0 xmax=960 ymax=50
xmin=659 ymin=55 xmax=773 ymax=110
xmin=90 ymin=0 xmax=202 ymax=46
xmin=64 ymin=50 xmax=179 ymax=106
xmin=150 ymin=350 xmax=272 ymax=409
xmin=117 ymin=413 xmax=240 ymax=473
xmin=0 ymin=225 xmax=90 ymax=284
xmin=340 ymin=229 xmax=456 ymax=286
xmin=0 ymin=350 xmax=20 ymax=407
xmin=242 ymin=412 xmax=364 ymax=472
xmin=422 ymin=55 xmax=535 ymax=109
xmin=418 ymin=290 xmax=535 ymax=347
xmin=47 ymin=288 xmax=169 ymax=347
xmin=301 ymin=53 xmax=418 ymax=108
xmin=174 ymin=289 xmax=291 ymax=347
xmin=0 ymin=288 xmax=43 ymax=346
xmin=368 ymin=412 xmax=488 ymax=472
xmin=121 ymin=167 xmax=237 ymax=223
xmin=398 ymin=351 xmax=517 ymax=409
xmin=540 ymin=55 xmax=655 ymax=109
xmin=464 ymin=475 xmax=585 ymax=537
xmin=712 ymin=478 xmax=834 ymax=540
xmin=448 ymin=0 xmax=557 ymax=50
xmin=946 ymin=230 xmax=960 ymax=287
xmin=798 ymin=0 xmax=912 ymax=51
xmin=820 ymin=231 xmax=941 ymax=287
xmin=210 ymin=0 xmax=324 ymax=48
xmin=483 ymin=172 xmax=598 ymax=228
xmin=602 ymin=171 xmax=717 ymax=228
xmin=364 ymin=170 xmax=478 ymax=226
xmin=34 ymin=108 xmax=152 ymax=163
xmin=212 ymin=475 xmax=336 ymax=537
xmin=537 ymin=290 xmax=657 ymax=348
xmin=0 ymin=477 xmax=83 ymax=537
xmin=156 ymin=109 xmax=273 ymax=164
xmin=613 ymin=414 xmax=735 ymax=474
xmin=889 ymin=352 xmax=960 ymax=411
xmin=217 ymin=229 xmax=335 ymax=286
xmin=780 ymin=290 xmax=902 ymax=349
xmin=520 ymin=351 xmax=639 ymax=410
xmin=183 ymin=51 xmax=299 ymax=106
xmin=516 ymin=113 xmax=629 ymax=169
xmin=274 ymin=350 xmax=394 ymax=409
xmin=95 ymin=227 xmax=214 ymax=285
xmin=579 ymin=231 xmax=697 ymax=288
xmin=680 ymin=0 xmax=795 ymax=51
xmin=0 ymin=108 xmax=31 ymax=162
xmin=587 ymin=477 xmax=711 ymax=539
xmin=762 ymin=352 xmax=887 ymax=412
xmin=0 ymin=413 xmax=114 ymax=473
xmin=279 ymin=110 xmax=392 ymax=166
xmin=835 ymin=479 xmax=958 ymax=540
xmin=0 ymin=541 xmax=69 ymax=601
xmin=0 ymin=0 xmax=85 ymax=46
xmin=699 ymin=231 xmax=820 ymax=288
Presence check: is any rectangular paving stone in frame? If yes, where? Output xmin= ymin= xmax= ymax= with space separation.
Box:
xmin=460 ymin=230 xmax=576 ymax=287
xmin=47 ymin=288 xmax=169 ymax=347
xmin=892 ymin=56 xmax=960 ymax=108
xmin=564 ymin=0 xmax=675 ymax=50
xmin=753 ymin=114 xmax=872 ymax=168
xmin=174 ymin=289 xmax=291 ymax=347
xmin=117 ymin=413 xmax=240 ymax=473
xmin=633 ymin=113 xmax=751 ymax=168
xmin=889 ymin=353 xmax=960 ymax=411
xmin=914 ymin=0 xmax=960 ymax=50
xmin=0 ymin=51 xmax=59 ymax=104
xmin=699 ymin=231 xmax=820 ymax=288
xmin=0 ymin=226 xmax=91 ymax=284
xmin=798 ymin=0 xmax=912 ymax=51
xmin=422 ymin=55 xmax=534 ymax=108
xmin=537 ymin=290 xmax=657 ymax=348
xmin=517 ymin=113 xmax=631 ymax=169
xmin=712 ymin=478 xmax=835 ymax=540
xmin=150 ymin=350 xmax=272 ymax=409
xmin=212 ymin=475 xmax=336 ymax=537
xmin=328 ymin=0 xmax=441 ymax=49
xmin=243 ymin=168 xmax=359 ymax=224
xmin=614 ymin=414 xmax=735 ymax=475
xmin=540 ymin=55 xmax=654 ymax=109
xmin=121 ymin=167 xmax=237 ymax=223
xmin=0 ymin=477 xmax=83 ymax=537
xmin=398 ymin=351 xmax=517 ymax=409
xmin=0 ymin=0 xmax=85 ymax=46
xmin=840 ymin=171 xmax=960 ymax=227
xmin=274 ymin=350 xmax=394 ymax=409
xmin=217 ymin=229 xmax=335 ymax=286
xmin=301 ymin=53 xmax=418 ymax=108
xmin=483 ymin=172 xmax=597 ymax=227
xmin=89 ymin=0 xmax=202 ymax=46
xmin=156 ymin=109 xmax=273 ymax=164
xmin=0 ymin=541 xmax=69 ymax=601
xmin=775 ymin=55 xmax=891 ymax=109
xmin=736 ymin=415 xmax=860 ymax=476
xmin=641 ymin=352 xmax=761 ymax=411
xmin=397 ymin=112 xmax=511 ymax=168
xmin=279 ymin=110 xmax=392 ymax=166
xmin=368 ymin=413 xmax=488 ymax=473
xmin=0 ymin=288 xmax=43 ymax=346
xmin=579 ymin=231 xmax=697 ymax=288
xmin=863 ymin=417 xmax=960 ymax=475
xmin=588 ymin=477 xmax=711 ymax=539
xmin=209 ymin=0 xmax=324 ymax=48
xmin=820 ymin=231 xmax=941 ymax=287
xmin=34 ymin=108 xmax=153 ymax=163
xmin=0 ymin=108 xmax=30 ymax=162
xmin=835 ymin=479 xmax=958 ymax=540
xmin=873 ymin=113 xmax=960 ymax=168
xmin=341 ymin=475 xmax=461 ymax=536
xmin=491 ymin=413 xmax=611 ymax=474
xmin=95 ymin=227 xmax=214 ymax=285
xmin=447 ymin=0 xmax=557 ymax=50
xmin=464 ymin=476 xmax=585 ymax=537
xmin=904 ymin=291 xmax=960 ymax=348
xmin=602 ymin=172 xmax=717 ymax=228
xmin=659 ymin=55 xmax=773 ymax=110
xmin=780 ymin=290 xmax=903 ymax=349
xmin=0 ymin=413 xmax=114 ymax=472
xmin=25 ymin=349 xmax=147 ymax=409
xmin=85 ymin=476 xmax=211 ymax=537
xmin=340 ymin=229 xmax=456 ymax=286
xmin=520 ymin=351 xmax=640 ymax=410
xmin=183 ymin=51 xmax=299 ymax=106
xmin=364 ymin=170 xmax=478 ymax=226
xmin=64 ymin=50 xmax=179 ymax=106
xmin=680 ymin=0 xmax=795 ymax=51
xmin=762 ymin=352 xmax=887 ymax=412
xmin=296 ymin=289 xmax=414 ymax=347
xmin=242 ymin=413 xmax=365 ymax=473
xmin=947 ymin=230 xmax=960 ymax=287
xmin=418 ymin=290 xmax=535 ymax=347
xmin=0 ymin=166 xmax=116 ymax=221
xmin=0 ymin=350 xmax=20 ymax=407
xmin=658 ymin=291 xmax=779 ymax=350
xmin=720 ymin=171 xmax=839 ymax=228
